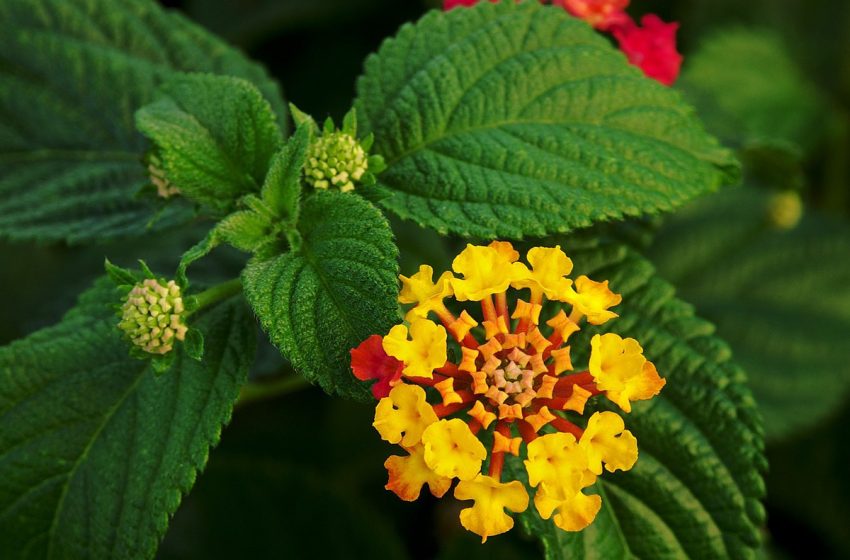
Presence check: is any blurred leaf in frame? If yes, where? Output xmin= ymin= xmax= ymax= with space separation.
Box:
xmin=507 ymin=235 xmax=766 ymax=559
xmin=242 ymin=191 xmax=399 ymax=400
xmin=0 ymin=0 xmax=286 ymax=244
xmin=356 ymin=1 xmax=737 ymax=239
xmin=649 ymin=187 xmax=850 ymax=442
xmin=0 ymin=278 xmax=255 ymax=558
xmin=679 ymin=28 xmax=824 ymax=189
xmin=136 ymin=74 xmax=284 ymax=212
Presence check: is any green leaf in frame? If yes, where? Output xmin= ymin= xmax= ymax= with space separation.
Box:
xmin=679 ymin=28 xmax=824 ymax=156
xmin=648 ymin=187 xmax=850 ymax=442
xmin=242 ymin=191 xmax=400 ymax=399
xmin=0 ymin=278 xmax=256 ymax=558
xmin=0 ymin=0 xmax=287 ymax=244
xmin=215 ymin=210 xmax=276 ymax=254
xmin=261 ymin=124 xmax=311 ymax=223
xmin=509 ymin=235 xmax=765 ymax=559
xmin=136 ymin=73 xmax=284 ymax=212
xmin=355 ymin=1 xmax=737 ymax=239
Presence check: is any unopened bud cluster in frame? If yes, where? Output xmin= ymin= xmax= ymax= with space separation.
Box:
xmin=120 ymin=279 xmax=188 ymax=355
xmin=305 ymin=132 xmax=368 ymax=192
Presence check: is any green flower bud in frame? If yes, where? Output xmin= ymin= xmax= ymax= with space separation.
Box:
xmin=119 ymin=278 xmax=188 ymax=355
xmin=305 ymin=131 xmax=368 ymax=193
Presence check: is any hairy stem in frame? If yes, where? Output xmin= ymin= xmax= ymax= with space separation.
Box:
xmin=190 ymin=278 xmax=243 ymax=312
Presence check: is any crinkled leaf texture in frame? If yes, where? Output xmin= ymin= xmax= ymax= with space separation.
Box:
xmin=649 ymin=187 xmax=850 ymax=442
xmin=508 ymin=235 xmax=766 ymax=559
xmin=355 ymin=1 xmax=738 ymax=239
xmin=242 ymin=191 xmax=400 ymax=400
xmin=0 ymin=0 xmax=286 ymax=243
xmin=0 ymin=279 xmax=256 ymax=558
xmin=136 ymin=74 xmax=284 ymax=213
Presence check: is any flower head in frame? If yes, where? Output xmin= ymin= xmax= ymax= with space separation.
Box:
xmin=556 ymin=0 xmax=631 ymax=30
xmin=305 ymin=131 xmax=368 ymax=192
xmin=352 ymin=242 xmax=664 ymax=541
xmin=119 ymin=278 xmax=187 ymax=355
xmin=612 ymin=14 xmax=683 ymax=86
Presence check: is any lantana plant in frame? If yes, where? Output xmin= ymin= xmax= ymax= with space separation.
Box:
xmin=0 ymin=0 xmax=768 ymax=558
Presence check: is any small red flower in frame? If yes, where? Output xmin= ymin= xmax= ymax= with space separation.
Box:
xmin=611 ymin=14 xmax=683 ymax=86
xmin=351 ymin=335 xmax=404 ymax=399
xmin=443 ymin=0 xmax=486 ymax=9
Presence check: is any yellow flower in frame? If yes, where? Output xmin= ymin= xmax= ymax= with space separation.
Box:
xmin=398 ymin=265 xmax=454 ymax=321
xmin=382 ymin=318 xmax=447 ymax=380
xmin=373 ymin=384 xmax=438 ymax=447
xmin=511 ymin=246 xmax=574 ymax=301
xmin=384 ymin=444 xmax=452 ymax=502
xmin=565 ymin=275 xmax=622 ymax=325
xmin=589 ymin=333 xmax=666 ymax=413
xmin=422 ymin=418 xmax=487 ymax=480
xmin=534 ymin=480 xmax=602 ymax=532
xmin=579 ymin=411 xmax=638 ymax=475
xmin=450 ymin=243 xmax=529 ymax=301
xmin=454 ymin=474 xmax=529 ymax=543
xmin=524 ymin=432 xmax=593 ymax=488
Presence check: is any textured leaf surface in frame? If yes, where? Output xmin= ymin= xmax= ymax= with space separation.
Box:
xmin=0 ymin=279 xmax=256 ymax=558
xmin=242 ymin=191 xmax=399 ymax=399
xmin=136 ymin=74 xmax=283 ymax=212
xmin=355 ymin=1 xmax=737 ymax=239
xmin=0 ymin=0 xmax=286 ymax=243
xmin=649 ymin=187 xmax=850 ymax=442
xmin=509 ymin=234 xmax=765 ymax=559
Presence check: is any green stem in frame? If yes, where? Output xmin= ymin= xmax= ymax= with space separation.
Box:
xmin=236 ymin=375 xmax=311 ymax=409
xmin=190 ymin=278 xmax=242 ymax=312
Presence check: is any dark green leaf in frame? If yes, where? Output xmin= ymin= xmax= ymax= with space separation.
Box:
xmin=0 ymin=278 xmax=256 ymax=558
xmin=136 ymin=73 xmax=284 ymax=212
xmin=242 ymin=191 xmax=399 ymax=399
xmin=261 ymin=124 xmax=310 ymax=222
xmin=0 ymin=0 xmax=286 ymax=243
xmin=355 ymin=2 xmax=738 ymax=238
xmin=649 ymin=187 xmax=850 ymax=442
xmin=509 ymin=235 xmax=765 ymax=559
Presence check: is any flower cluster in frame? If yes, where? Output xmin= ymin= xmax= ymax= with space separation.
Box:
xmin=351 ymin=242 xmax=665 ymax=541
xmin=119 ymin=278 xmax=188 ymax=355
xmin=305 ymin=131 xmax=369 ymax=193
xmin=146 ymin=152 xmax=180 ymax=199
xmin=443 ymin=0 xmax=683 ymax=86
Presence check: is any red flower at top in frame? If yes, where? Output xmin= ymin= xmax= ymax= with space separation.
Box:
xmin=555 ymin=0 xmax=630 ymax=30
xmin=611 ymin=14 xmax=683 ymax=86
xmin=351 ymin=335 xmax=404 ymax=398
xmin=443 ymin=0 xmax=492 ymax=9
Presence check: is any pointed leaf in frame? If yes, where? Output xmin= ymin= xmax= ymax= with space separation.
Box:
xmin=0 ymin=279 xmax=256 ymax=558
xmin=0 ymin=0 xmax=287 ymax=243
xmin=242 ymin=191 xmax=399 ymax=399
xmin=355 ymin=2 xmax=738 ymax=238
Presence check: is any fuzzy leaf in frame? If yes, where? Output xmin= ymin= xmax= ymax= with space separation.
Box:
xmin=261 ymin=124 xmax=311 ymax=223
xmin=355 ymin=1 xmax=738 ymax=238
xmin=242 ymin=191 xmax=399 ymax=399
xmin=508 ymin=235 xmax=765 ymax=559
xmin=0 ymin=279 xmax=256 ymax=558
xmin=649 ymin=187 xmax=850 ymax=442
xmin=136 ymin=74 xmax=284 ymax=212
xmin=0 ymin=0 xmax=286 ymax=243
